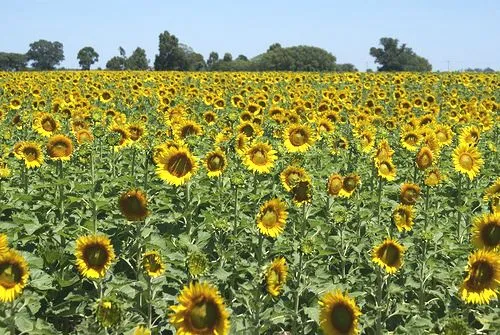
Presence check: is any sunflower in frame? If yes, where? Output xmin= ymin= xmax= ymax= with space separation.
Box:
xmin=459 ymin=126 xmax=480 ymax=146
xmin=256 ymin=198 xmax=288 ymax=238
xmin=484 ymin=178 xmax=500 ymax=202
xmin=33 ymin=113 xmax=60 ymax=137
xmin=109 ymin=125 xmax=130 ymax=151
xmin=393 ymin=204 xmax=415 ymax=232
xmin=372 ymin=238 xmax=405 ymax=274
xmin=9 ymin=98 xmax=21 ymax=110
xmin=142 ymin=250 xmax=165 ymax=278
xmin=156 ymin=145 xmax=198 ymax=186
xmin=244 ymin=142 xmax=277 ymax=174
xmin=100 ymin=90 xmax=113 ymax=103
xmin=459 ymin=249 xmax=500 ymax=304
xmin=400 ymin=183 xmax=421 ymax=205
xmin=319 ymin=290 xmax=361 ymax=335
xmin=20 ymin=142 xmax=44 ymax=169
xmin=327 ymin=173 xmax=343 ymax=196
xmin=133 ymin=325 xmax=151 ymax=335
xmin=283 ymin=124 xmax=315 ymax=153
xmin=203 ymin=111 xmax=217 ymax=125
xmin=265 ymin=257 xmax=288 ymax=296
xmin=170 ymin=281 xmax=230 ymax=335
xmin=0 ymin=249 xmax=30 ymax=302
xmin=237 ymin=122 xmax=262 ymax=138
xmin=46 ymin=134 xmax=74 ymax=161
xmin=339 ymin=174 xmax=360 ymax=198
xmin=424 ymin=168 xmax=443 ymax=187
xmin=416 ymin=146 xmax=433 ymax=170
xmin=118 ymin=189 xmax=149 ymax=221
xmin=401 ymin=129 xmax=421 ymax=152
xmin=374 ymin=139 xmax=394 ymax=164
xmin=204 ymin=149 xmax=227 ymax=178
xmin=471 ymin=213 xmax=499 ymax=250
xmin=376 ymin=159 xmax=397 ymax=181
xmin=128 ymin=124 xmax=146 ymax=142
xmin=291 ymin=177 xmax=313 ymax=205
xmin=75 ymin=235 xmax=115 ymax=279
xmin=0 ymin=160 xmax=11 ymax=180
xmin=452 ymin=143 xmax=484 ymax=180
xmin=0 ymin=234 xmax=7 ymax=254
xmin=280 ymin=166 xmax=308 ymax=192
xmin=434 ymin=124 xmax=454 ymax=147
xmin=75 ymin=129 xmax=94 ymax=144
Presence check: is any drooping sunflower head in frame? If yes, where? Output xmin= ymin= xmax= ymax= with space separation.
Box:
xmin=327 ymin=173 xmax=344 ymax=196
xmin=471 ymin=213 xmax=500 ymax=250
xmin=416 ymin=146 xmax=433 ymax=171
xmin=19 ymin=141 xmax=44 ymax=169
xmin=170 ymin=281 xmax=230 ymax=335
xmin=118 ymin=189 xmax=149 ymax=221
xmin=257 ymin=198 xmax=288 ymax=238
xmin=0 ymin=249 xmax=30 ymax=303
xmin=142 ymin=250 xmax=165 ymax=278
xmin=46 ymin=134 xmax=74 ymax=161
xmin=339 ymin=174 xmax=360 ymax=198
xmin=291 ymin=177 xmax=313 ymax=205
xmin=265 ymin=257 xmax=288 ymax=297
xmin=244 ymin=142 xmax=277 ymax=174
xmin=156 ymin=145 xmax=198 ymax=186
xmin=204 ymin=149 xmax=227 ymax=178
xmin=459 ymin=249 xmax=500 ymax=304
xmin=374 ymin=139 xmax=394 ymax=164
xmin=400 ymin=182 xmax=421 ymax=205
xmin=319 ymin=290 xmax=361 ymax=335
xmin=283 ymin=124 xmax=315 ymax=153
xmin=280 ymin=166 xmax=308 ymax=192
xmin=452 ymin=143 xmax=484 ymax=180
xmin=424 ymin=167 xmax=443 ymax=187
xmin=376 ymin=159 xmax=397 ymax=181
xmin=75 ymin=235 xmax=115 ymax=279
xmin=393 ymin=204 xmax=415 ymax=232
xmin=372 ymin=238 xmax=405 ymax=274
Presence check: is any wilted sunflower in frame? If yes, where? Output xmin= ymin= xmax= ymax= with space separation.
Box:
xmin=339 ymin=174 xmax=360 ymax=198
xmin=170 ymin=281 xmax=230 ymax=335
xmin=119 ymin=189 xmax=149 ymax=221
xmin=471 ymin=213 xmax=499 ymax=250
xmin=244 ymin=142 xmax=277 ymax=174
xmin=75 ymin=235 xmax=115 ymax=279
xmin=372 ymin=238 xmax=405 ymax=274
xmin=319 ymin=290 xmax=361 ymax=335
xmin=376 ymin=159 xmax=397 ymax=181
xmin=424 ymin=167 xmax=443 ymax=187
xmin=452 ymin=143 xmax=484 ymax=180
xmin=393 ymin=204 xmax=415 ymax=232
xmin=204 ymin=149 xmax=227 ymax=178
xmin=283 ymin=124 xmax=315 ymax=153
xmin=327 ymin=173 xmax=344 ymax=196
xmin=142 ymin=250 xmax=165 ymax=278
xmin=280 ymin=166 xmax=308 ymax=192
xmin=156 ymin=145 xmax=198 ymax=186
xmin=400 ymin=183 xmax=421 ymax=205
xmin=0 ymin=249 xmax=30 ymax=302
xmin=265 ymin=257 xmax=288 ymax=296
xmin=291 ymin=177 xmax=313 ymax=205
xmin=19 ymin=141 xmax=44 ymax=169
xmin=416 ymin=146 xmax=433 ymax=170
xmin=459 ymin=249 xmax=500 ymax=304
xmin=46 ymin=134 xmax=74 ymax=161
xmin=256 ymin=198 xmax=288 ymax=238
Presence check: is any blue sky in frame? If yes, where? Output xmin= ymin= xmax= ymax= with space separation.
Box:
xmin=1 ymin=0 xmax=499 ymax=71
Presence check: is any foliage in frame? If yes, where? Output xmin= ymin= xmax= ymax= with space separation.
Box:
xmin=26 ymin=39 xmax=65 ymax=70
xmin=0 ymin=52 xmax=27 ymax=71
xmin=126 ymin=47 xmax=149 ymax=70
xmin=77 ymin=47 xmax=99 ymax=70
xmin=255 ymin=45 xmax=337 ymax=71
xmin=154 ymin=31 xmax=186 ymax=71
xmin=369 ymin=37 xmax=432 ymax=72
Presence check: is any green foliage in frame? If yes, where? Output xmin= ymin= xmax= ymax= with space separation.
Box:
xmin=154 ymin=31 xmax=185 ymax=70
xmin=77 ymin=46 xmax=99 ymax=70
xmin=0 ymin=52 xmax=27 ymax=71
xmin=106 ymin=56 xmax=125 ymax=70
xmin=369 ymin=37 xmax=432 ymax=72
xmin=26 ymin=39 xmax=64 ymax=70
xmin=125 ymin=47 xmax=149 ymax=70
xmin=255 ymin=45 xmax=337 ymax=71
xmin=336 ymin=63 xmax=358 ymax=72
xmin=207 ymin=51 xmax=219 ymax=69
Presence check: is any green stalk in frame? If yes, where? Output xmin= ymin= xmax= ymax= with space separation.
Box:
xmin=91 ymin=146 xmax=97 ymax=234
xmin=9 ymin=301 xmax=15 ymax=335
xmin=147 ymin=276 xmax=153 ymax=330
xmin=143 ymin=150 xmax=150 ymax=191
xmin=418 ymin=239 xmax=428 ymax=314
xmin=131 ymin=147 xmax=137 ymax=184
xmin=375 ymin=269 xmax=384 ymax=335
xmin=22 ymin=164 xmax=28 ymax=194
xmin=233 ymin=185 xmax=239 ymax=231
xmin=135 ymin=223 xmax=143 ymax=280
xmin=185 ymin=182 xmax=192 ymax=236
xmin=376 ymin=177 xmax=383 ymax=226
xmin=253 ymin=234 xmax=264 ymax=334
xmin=293 ymin=204 xmax=307 ymax=334
xmin=457 ymin=175 xmax=462 ymax=241
xmin=58 ymin=160 xmax=64 ymax=220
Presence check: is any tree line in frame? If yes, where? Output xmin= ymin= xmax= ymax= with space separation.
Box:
xmin=1 ymin=32 xmax=489 ymax=72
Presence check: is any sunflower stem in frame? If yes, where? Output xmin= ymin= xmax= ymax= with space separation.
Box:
xmin=131 ymin=147 xmax=136 ymax=184
xmin=9 ymin=301 xmax=15 ymax=335
xmin=457 ymin=174 xmax=462 ymax=241
xmin=423 ymin=185 xmax=430 ymax=232
xmin=135 ymin=223 xmax=143 ymax=280
xmin=418 ymin=238 xmax=428 ymax=314
xmin=91 ymin=145 xmax=97 ymax=234
xmin=22 ymin=163 xmax=28 ymax=194
xmin=143 ymin=150 xmax=150 ymax=191
xmin=376 ymin=177 xmax=383 ymax=227
xmin=147 ymin=276 xmax=153 ymax=330
xmin=375 ymin=269 xmax=384 ymax=335
xmin=292 ymin=204 xmax=307 ymax=334
xmin=185 ymin=182 xmax=192 ymax=236
xmin=253 ymin=234 xmax=264 ymax=334
xmin=233 ymin=185 xmax=239 ymax=231
xmin=58 ymin=160 xmax=64 ymax=220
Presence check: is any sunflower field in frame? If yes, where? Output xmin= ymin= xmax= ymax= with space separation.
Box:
xmin=0 ymin=71 xmax=499 ymax=335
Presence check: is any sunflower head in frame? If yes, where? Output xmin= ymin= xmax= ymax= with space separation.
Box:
xmin=96 ymin=297 xmax=122 ymax=328
xmin=47 ymin=134 xmax=74 ymax=161
xmin=327 ymin=174 xmax=344 ymax=196
xmin=133 ymin=325 xmax=151 ymax=335
xmin=75 ymin=129 xmax=94 ymax=144
xmin=452 ymin=143 xmax=484 ymax=180
xmin=244 ymin=142 xmax=277 ymax=174
xmin=291 ymin=177 xmax=313 ymax=205
xmin=0 ymin=249 xmax=30 ymax=302
xmin=459 ymin=125 xmax=480 ymax=146
xmin=20 ymin=142 xmax=44 ymax=169
xmin=257 ymin=198 xmax=288 ymax=238
xmin=393 ymin=204 xmax=415 ymax=232
xmin=204 ymin=149 xmax=227 ymax=178
xmin=400 ymin=182 xmax=421 ymax=205
xmin=377 ymin=160 xmax=397 ymax=181
xmin=339 ymin=174 xmax=360 ymax=198
xmin=484 ymin=178 xmax=500 ymax=202
xmin=75 ymin=235 xmax=115 ymax=279
xmin=34 ymin=113 xmax=60 ymax=137
xmin=170 ymin=281 xmax=230 ymax=335
xmin=265 ymin=257 xmax=288 ymax=296
xmin=372 ymin=238 xmax=405 ymax=274
xmin=319 ymin=290 xmax=361 ymax=335
xmin=142 ymin=250 xmax=165 ymax=278
xmin=374 ymin=139 xmax=394 ymax=163
xmin=459 ymin=249 xmax=500 ymax=304
xmin=471 ymin=213 xmax=500 ymax=250
xmin=118 ymin=189 xmax=149 ymax=221
xmin=425 ymin=168 xmax=443 ymax=187
xmin=0 ymin=160 xmax=11 ymax=180
xmin=280 ymin=166 xmax=307 ymax=192
xmin=283 ymin=124 xmax=315 ymax=153
xmin=187 ymin=251 xmax=209 ymax=277
xmin=416 ymin=146 xmax=433 ymax=170
xmin=156 ymin=145 xmax=198 ymax=186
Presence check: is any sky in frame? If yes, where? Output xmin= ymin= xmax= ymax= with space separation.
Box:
xmin=1 ymin=0 xmax=499 ymax=71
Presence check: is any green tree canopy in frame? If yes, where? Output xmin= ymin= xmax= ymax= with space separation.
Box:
xmin=256 ymin=45 xmax=337 ymax=71
xmin=77 ymin=46 xmax=99 ymax=70
xmin=0 ymin=52 xmax=27 ymax=71
xmin=154 ymin=31 xmax=186 ymax=70
xmin=26 ymin=39 xmax=64 ymax=70
xmin=126 ymin=47 xmax=149 ymax=70
xmin=369 ymin=37 xmax=432 ymax=72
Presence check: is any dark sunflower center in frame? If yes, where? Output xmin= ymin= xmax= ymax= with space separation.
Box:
xmin=84 ymin=245 xmax=109 ymax=267
xmin=261 ymin=209 xmax=278 ymax=228
xmin=293 ymin=182 xmax=311 ymax=202
xmin=190 ymin=299 xmax=218 ymax=331
xmin=343 ymin=178 xmax=357 ymax=192
xmin=207 ymin=155 xmax=224 ymax=171
xmin=397 ymin=209 xmax=409 ymax=223
xmin=181 ymin=125 xmax=196 ymax=138
xmin=480 ymin=223 xmax=500 ymax=247
xmin=144 ymin=255 xmax=161 ymax=273
xmin=402 ymin=188 xmax=418 ymax=204
xmin=52 ymin=141 xmax=70 ymax=156
xmin=251 ymin=149 xmax=267 ymax=165
xmin=123 ymin=195 xmax=145 ymax=215
xmin=23 ymin=147 xmax=39 ymax=161
xmin=0 ymin=263 xmax=22 ymax=289
xmin=380 ymin=244 xmax=400 ymax=266
xmin=167 ymin=153 xmax=193 ymax=177
xmin=240 ymin=125 xmax=254 ymax=137
xmin=205 ymin=113 xmax=215 ymax=123
xmin=290 ymin=129 xmax=307 ymax=146
xmin=329 ymin=177 xmax=343 ymax=193
xmin=459 ymin=153 xmax=473 ymax=170
xmin=42 ymin=118 xmax=56 ymax=131
xmin=129 ymin=127 xmax=142 ymax=141
xmin=469 ymin=261 xmax=494 ymax=289
xmin=330 ymin=304 xmax=354 ymax=333
xmin=102 ymin=92 xmax=111 ymax=100
xmin=405 ymin=134 xmax=417 ymax=145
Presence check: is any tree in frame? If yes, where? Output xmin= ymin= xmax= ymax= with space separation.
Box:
xmin=267 ymin=43 xmax=282 ymax=52
xmin=26 ymin=39 xmax=64 ymax=70
xmin=154 ymin=31 xmax=186 ymax=70
xmin=222 ymin=53 xmax=233 ymax=62
xmin=207 ymin=52 xmax=219 ymax=69
xmin=369 ymin=37 xmax=432 ymax=72
xmin=0 ymin=52 xmax=27 ymax=71
xmin=256 ymin=45 xmax=337 ymax=71
xmin=236 ymin=54 xmax=248 ymax=61
xmin=77 ymin=46 xmax=99 ymax=70
xmin=106 ymin=56 xmax=126 ymax=70
xmin=126 ymin=47 xmax=149 ymax=70
xmin=336 ymin=63 xmax=358 ymax=72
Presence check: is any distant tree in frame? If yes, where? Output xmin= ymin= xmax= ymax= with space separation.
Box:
xmin=26 ymin=39 xmax=64 ymax=70
xmin=267 ymin=43 xmax=282 ymax=52
xmin=336 ymin=63 xmax=358 ymax=72
xmin=207 ymin=52 xmax=219 ymax=69
xmin=154 ymin=31 xmax=187 ymax=70
xmin=256 ymin=45 xmax=336 ymax=71
xmin=369 ymin=37 xmax=432 ymax=72
xmin=0 ymin=52 xmax=27 ymax=71
xmin=463 ymin=67 xmax=495 ymax=73
xmin=77 ymin=46 xmax=99 ymax=70
xmin=119 ymin=46 xmax=126 ymax=58
xmin=236 ymin=54 xmax=248 ymax=61
xmin=222 ymin=53 xmax=233 ymax=62
xmin=126 ymin=47 xmax=149 ymax=70
xmin=106 ymin=56 xmax=126 ymax=70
